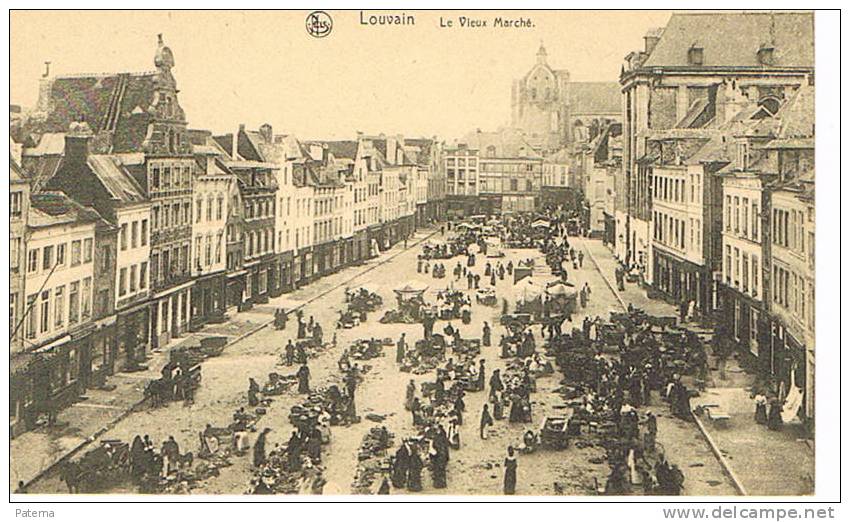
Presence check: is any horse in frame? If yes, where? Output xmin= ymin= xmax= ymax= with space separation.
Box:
xmin=59 ymin=461 xmax=82 ymax=493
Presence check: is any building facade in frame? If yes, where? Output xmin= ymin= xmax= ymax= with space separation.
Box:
xmin=619 ymin=12 xmax=814 ymax=285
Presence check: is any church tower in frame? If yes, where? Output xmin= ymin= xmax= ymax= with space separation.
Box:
xmin=510 ymin=43 xmax=570 ymax=152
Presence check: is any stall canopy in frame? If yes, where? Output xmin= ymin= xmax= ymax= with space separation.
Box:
xmin=514 ymin=278 xmax=545 ymax=303
xmin=394 ymin=280 xmax=429 ymax=296
xmin=531 ymin=219 xmax=550 ymax=229
xmin=546 ymin=282 xmax=578 ymax=297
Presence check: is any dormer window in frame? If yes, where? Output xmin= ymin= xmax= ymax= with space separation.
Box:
xmin=757 ymin=44 xmax=775 ymax=65
xmin=687 ymin=45 xmax=704 ymax=66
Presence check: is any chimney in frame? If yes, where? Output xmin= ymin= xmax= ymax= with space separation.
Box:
xmin=259 ymin=123 xmax=273 ymax=143
xmin=644 ymin=29 xmax=662 ymax=55
xmin=232 ymin=125 xmax=242 ymax=160
xmin=65 ymin=121 xmax=94 ymax=163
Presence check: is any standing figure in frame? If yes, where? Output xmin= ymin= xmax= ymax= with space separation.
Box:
xmin=406 ymin=447 xmax=423 ymax=492
xmin=297 ymin=363 xmax=311 ymax=394
xmin=503 ymin=446 xmax=517 ymax=495
xmin=391 ymin=442 xmax=410 ymax=489
xmin=396 ymin=333 xmax=407 ymax=364
xmin=480 ymin=403 xmax=494 ymax=439
xmin=482 ymin=322 xmax=492 ymax=347
xmin=253 ymin=427 xmax=271 ymax=467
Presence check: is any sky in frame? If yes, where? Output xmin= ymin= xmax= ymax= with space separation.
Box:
xmin=11 ymin=10 xmax=672 ymax=141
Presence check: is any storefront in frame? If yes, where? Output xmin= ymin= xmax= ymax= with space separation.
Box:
xmin=446 ymin=195 xmax=479 ymax=219
xmin=366 ymin=225 xmax=383 ymax=258
xmin=768 ymin=321 xmax=811 ymax=430
xmin=190 ymin=272 xmax=227 ymax=330
xmin=274 ymin=250 xmax=294 ymax=295
xmin=114 ymin=301 xmax=150 ymax=372
xmin=226 ymin=270 xmax=247 ymax=310
xmin=353 ymin=230 xmax=369 ymax=263
xmin=292 ymin=247 xmax=314 ymax=287
xmin=244 ymin=255 xmax=275 ymax=306
xmin=651 ymin=247 xmax=711 ymax=315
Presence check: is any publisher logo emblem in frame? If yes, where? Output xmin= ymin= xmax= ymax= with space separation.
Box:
xmin=306 ymin=11 xmax=333 ymax=38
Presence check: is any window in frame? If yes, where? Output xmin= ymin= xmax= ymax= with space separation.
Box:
xmin=55 ymin=243 xmax=66 ymax=267
xmin=207 ymin=196 xmax=213 ymax=221
xmin=139 ymin=262 xmax=148 ymax=290
xmin=725 ymin=246 xmax=732 ymax=283
xmin=742 ymin=254 xmax=749 ymax=293
xmin=43 ymin=245 xmax=54 ymax=271
xmin=734 ymin=248 xmax=740 ymax=286
xmin=141 ymin=219 xmax=148 ymax=246
xmin=742 ymin=198 xmax=749 ymax=237
xmin=725 ymin=196 xmax=731 ymax=231
xmin=26 ymin=294 xmax=37 ymax=339
xmin=152 ymin=206 xmax=160 ymax=230
xmin=131 ymin=221 xmax=138 ymax=248
xmin=39 ymin=290 xmax=50 ymax=334
xmin=69 ymin=282 xmax=80 ymax=324
xmin=120 ymin=224 xmax=128 ymax=250
xmin=205 ymin=236 xmax=212 ymax=266
xmin=11 ymin=191 xmax=23 ymax=218
xmin=28 ymin=249 xmax=39 ymax=273
xmin=751 ymin=202 xmax=759 ymax=240
xmin=119 ymin=268 xmax=127 ymax=296
xmin=101 ymin=245 xmax=111 ymax=272
xmin=54 ymin=286 xmax=65 ymax=328
xmin=215 ymin=232 xmax=223 ymax=264
xmin=752 ymin=255 xmax=759 ymax=297
xmin=10 ymin=237 xmax=20 ymax=270
xmin=71 ymin=240 xmax=82 ymax=266
xmin=733 ymin=197 xmax=740 ymax=233
xmin=83 ymin=238 xmax=93 ymax=263
xmin=10 ymin=292 xmax=16 ymax=340
xmin=130 ymin=265 xmax=137 ymax=293
xmin=183 ymin=202 xmax=191 ymax=224
xmin=151 ymin=166 xmax=160 ymax=189
xmin=81 ymin=277 xmax=91 ymax=319
xmin=217 ymin=196 xmax=223 ymax=220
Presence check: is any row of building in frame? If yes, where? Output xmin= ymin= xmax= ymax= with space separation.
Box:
xmin=442 ymin=44 xmax=622 ymax=221
xmin=578 ymin=12 xmax=815 ymax=430
xmin=9 ymin=36 xmax=446 ymax=437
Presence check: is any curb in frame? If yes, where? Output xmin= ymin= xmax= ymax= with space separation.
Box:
xmin=19 ymin=228 xmax=438 ymax=491
xmin=691 ymin=412 xmax=749 ymax=496
xmin=578 ymin=236 xmax=746 ymax=497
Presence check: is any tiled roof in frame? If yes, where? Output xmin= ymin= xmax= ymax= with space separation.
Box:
xmin=20 ymin=154 xmax=63 ymax=191
xmin=643 ymin=12 xmax=814 ymax=69
xmin=322 ymin=140 xmax=359 ymax=160
xmin=29 ymin=191 xmax=102 ymax=228
xmin=34 ymin=72 xmax=167 ymax=153
xmin=568 ymin=82 xmax=621 ymax=115
xmin=87 ymin=154 xmax=147 ymax=203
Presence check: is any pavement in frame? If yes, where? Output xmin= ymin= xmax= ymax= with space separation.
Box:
xmin=13 ymin=227 xmax=437 ymax=492
xmin=16 ymin=231 xmax=813 ymax=496
xmin=578 ymin=237 xmax=814 ymax=496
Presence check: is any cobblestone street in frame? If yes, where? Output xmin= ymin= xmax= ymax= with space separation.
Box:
xmin=19 ymin=232 xmax=751 ymax=496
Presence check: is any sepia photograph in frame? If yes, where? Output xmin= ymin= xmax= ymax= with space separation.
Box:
xmin=5 ymin=6 xmax=841 ymax=507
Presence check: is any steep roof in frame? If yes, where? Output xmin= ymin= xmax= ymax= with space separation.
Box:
xmin=23 ymin=132 xmax=66 ymax=156
xmin=32 ymin=72 xmax=172 ymax=153
xmin=568 ymin=82 xmax=621 ymax=115
xmin=87 ymin=154 xmax=148 ymax=204
xmin=643 ymin=12 xmax=814 ymax=69
xmin=322 ymin=140 xmax=359 ymax=161
xmin=20 ymin=154 xmax=63 ymax=191
xmin=29 ymin=191 xmax=103 ymax=228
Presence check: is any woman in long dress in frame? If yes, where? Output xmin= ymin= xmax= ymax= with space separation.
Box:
xmin=391 ymin=443 xmax=410 ymax=489
xmin=503 ymin=446 xmax=517 ymax=495
xmin=754 ymin=393 xmax=768 ymax=425
xmin=297 ymin=364 xmax=311 ymax=394
xmin=407 ymin=448 xmax=423 ymax=492
xmin=405 ymin=380 xmax=417 ymax=411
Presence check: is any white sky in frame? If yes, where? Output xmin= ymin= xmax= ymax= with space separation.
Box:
xmin=11 ymin=10 xmax=672 ymax=140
